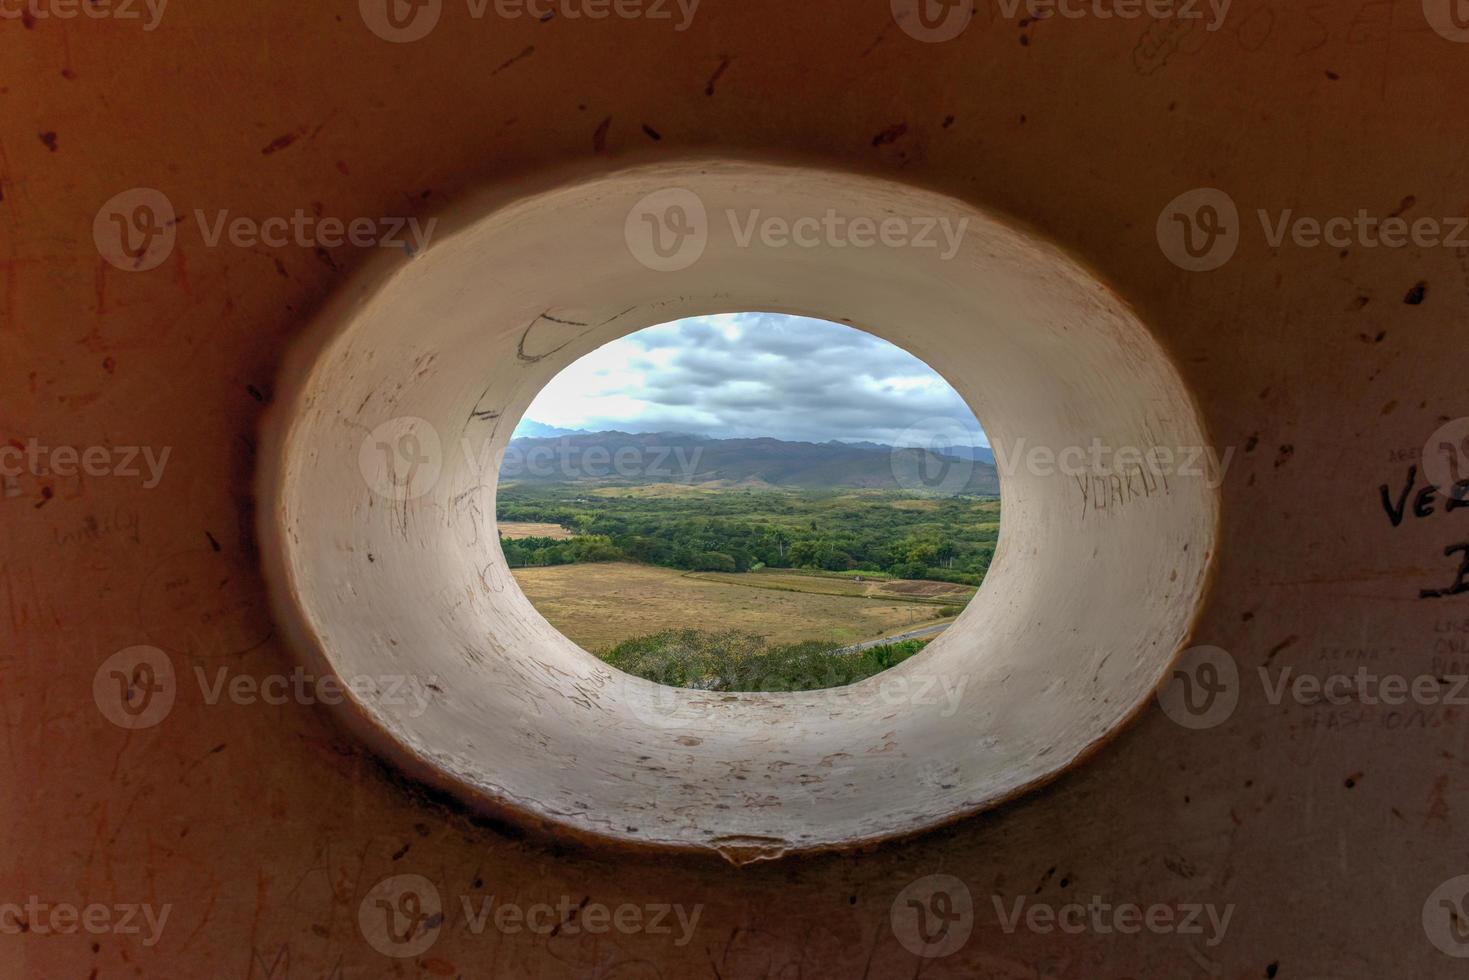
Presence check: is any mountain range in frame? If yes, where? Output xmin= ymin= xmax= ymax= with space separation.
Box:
xmin=500 ymin=428 xmax=1000 ymax=494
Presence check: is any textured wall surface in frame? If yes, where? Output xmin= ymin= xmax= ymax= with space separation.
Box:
xmin=6 ymin=0 xmax=1469 ymax=976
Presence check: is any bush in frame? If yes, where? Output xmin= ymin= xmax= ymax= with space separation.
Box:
xmin=690 ymin=552 xmax=738 ymax=573
xmin=599 ymin=629 xmax=930 ymax=693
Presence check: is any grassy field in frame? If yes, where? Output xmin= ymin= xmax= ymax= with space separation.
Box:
xmin=497 ymin=521 xmax=575 ymax=540
xmin=512 ymin=562 xmax=962 ymax=652
xmin=683 ymin=569 xmax=972 ymax=603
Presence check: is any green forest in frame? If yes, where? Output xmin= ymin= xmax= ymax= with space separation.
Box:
xmin=497 ymin=485 xmax=1000 ymax=586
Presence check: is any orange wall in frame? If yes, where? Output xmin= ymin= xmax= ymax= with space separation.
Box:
xmin=6 ymin=1 xmax=1469 ymax=975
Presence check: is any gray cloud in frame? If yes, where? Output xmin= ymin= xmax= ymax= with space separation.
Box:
xmin=522 ymin=312 xmax=986 ymax=447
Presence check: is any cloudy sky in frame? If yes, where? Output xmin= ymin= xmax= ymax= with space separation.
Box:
xmin=516 ymin=312 xmax=987 ymax=448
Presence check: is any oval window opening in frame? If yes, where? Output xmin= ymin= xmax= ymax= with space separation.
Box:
xmin=259 ymin=160 xmax=1218 ymax=858
xmin=495 ymin=312 xmax=1000 ymax=693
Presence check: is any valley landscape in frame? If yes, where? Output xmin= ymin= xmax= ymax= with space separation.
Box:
xmin=498 ymin=430 xmax=999 ymax=690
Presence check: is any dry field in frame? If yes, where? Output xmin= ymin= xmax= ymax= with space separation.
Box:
xmin=685 ymin=570 xmax=974 ymax=603
xmin=496 ymin=521 xmax=574 ymax=540
xmin=511 ymin=562 xmax=964 ymax=651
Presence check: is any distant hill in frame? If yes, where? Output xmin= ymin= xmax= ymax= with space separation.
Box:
xmin=942 ymin=444 xmax=996 ymax=465
xmin=833 ymin=439 xmax=994 ymax=465
xmin=510 ymin=419 xmax=586 ymax=439
xmin=500 ymin=430 xmax=999 ymax=494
